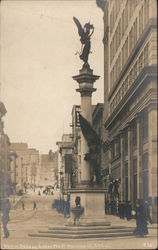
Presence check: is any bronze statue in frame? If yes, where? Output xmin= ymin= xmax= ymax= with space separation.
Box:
xmin=73 ymin=16 xmax=94 ymax=64
xmin=79 ymin=113 xmax=102 ymax=185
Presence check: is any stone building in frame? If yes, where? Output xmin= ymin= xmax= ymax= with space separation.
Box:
xmin=71 ymin=105 xmax=81 ymax=186
xmin=0 ymin=102 xmax=12 ymax=199
xmin=9 ymin=143 xmax=39 ymax=192
xmin=97 ymin=0 xmax=157 ymax=221
xmin=37 ymin=151 xmax=57 ymax=188
xmin=56 ymin=134 xmax=73 ymax=191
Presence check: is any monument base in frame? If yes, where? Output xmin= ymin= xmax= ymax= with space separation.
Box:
xmin=66 ymin=188 xmax=110 ymax=226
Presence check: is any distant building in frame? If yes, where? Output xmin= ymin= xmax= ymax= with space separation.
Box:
xmin=97 ymin=0 xmax=157 ymax=221
xmin=38 ymin=151 xmax=57 ymax=188
xmin=9 ymin=143 xmax=39 ymax=192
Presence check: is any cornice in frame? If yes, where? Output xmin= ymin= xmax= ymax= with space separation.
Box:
xmin=105 ymin=66 xmax=157 ymax=131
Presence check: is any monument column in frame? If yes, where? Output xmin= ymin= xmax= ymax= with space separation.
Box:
xmin=73 ymin=64 xmax=99 ymax=185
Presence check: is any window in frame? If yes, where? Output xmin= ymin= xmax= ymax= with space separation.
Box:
xmin=78 ymin=155 xmax=81 ymax=165
xmin=139 ymin=6 xmax=143 ymax=35
xmin=139 ymin=52 xmax=143 ymax=72
xmin=125 ymin=76 xmax=128 ymax=92
xmin=125 ymin=38 xmax=128 ymax=62
xmin=141 ymin=111 xmax=148 ymax=141
xmin=133 ymin=158 xmax=137 ymax=207
xmin=122 ymin=9 xmax=125 ymax=37
xmin=142 ymin=153 xmax=148 ymax=200
xmin=111 ymin=142 xmax=115 ymax=159
xmin=144 ymin=43 xmax=149 ymax=66
xmin=134 ymin=62 xmax=137 ymax=80
xmin=142 ymin=153 xmax=148 ymax=171
xmin=124 ymin=2 xmax=128 ymax=31
xmin=115 ymin=138 xmax=120 ymax=156
xmin=144 ymin=0 xmax=149 ymax=25
xmin=124 ymin=129 xmax=128 ymax=155
xmin=134 ymin=18 xmax=138 ymax=45
xmin=132 ymin=121 xmax=137 ymax=147
xmin=118 ymin=21 xmax=121 ymax=45
xmin=125 ymin=163 xmax=128 ymax=201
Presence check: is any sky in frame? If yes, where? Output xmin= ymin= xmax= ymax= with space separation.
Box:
xmin=1 ymin=0 xmax=104 ymax=154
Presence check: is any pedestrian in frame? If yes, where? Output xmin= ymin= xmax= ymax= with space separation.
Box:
xmin=126 ymin=201 xmax=132 ymax=221
xmin=140 ymin=200 xmax=152 ymax=235
xmin=2 ymin=199 xmax=10 ymax=238
xmin=21 ymin=201 xmax=25 ymax=210
xmin=133 ymin=199 xmax=152 ymax=236
xmin=33 ymin=201 xmax=37 ymax=210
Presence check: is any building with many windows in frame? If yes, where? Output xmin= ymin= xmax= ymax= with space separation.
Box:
xmin=9 ymin=143 xmax=39 ymax=192
xmin=56 ymin=134 xmax=73 ymax=191
xmin=97 ymin=0 xmax=157 ymax=221
xmin=0 ymin=102 xmax=12 ymax=199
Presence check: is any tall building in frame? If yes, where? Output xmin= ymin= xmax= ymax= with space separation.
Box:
xmin=97 ymin=0 xmax=157 ymax=221
xmin=9 ymin=143 xmax=39 ymax=192
xmin=0 ymin=102 xmax=12 ymax=199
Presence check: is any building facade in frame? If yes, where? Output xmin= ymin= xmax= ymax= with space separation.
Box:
xmin=97 ymin=0 xmax=157 ymax=221
xmin=9 ymin=143 xmax=39 ymax=192
xmin=56 ymin=134 xmax=73 ymax=192
xmin=71 ymin=105 xmax=81 ymax=186
xmin=0 ymin=102 xmax=12 ymax=200
xmin=37 ymin=151 xmax=57 ymax=188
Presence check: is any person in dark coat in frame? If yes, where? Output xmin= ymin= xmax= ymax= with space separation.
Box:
xmin=21 ymin=201 xmax=25 ymax=210
xmin=2 ymin=199 xmax=11 ymax=238
xmin=140 ymin=200 xmax=152 ymax=235
xmin=134 ymin=199 xmax=152 ymax=236
xmin=126 ymin=201 xmax=132 ymax=221
xmin=33 ymin=201 xmax=37 ymax=210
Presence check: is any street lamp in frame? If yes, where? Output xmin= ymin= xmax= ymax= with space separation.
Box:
xmin=59 ymin=171 xmax=64 ymax=213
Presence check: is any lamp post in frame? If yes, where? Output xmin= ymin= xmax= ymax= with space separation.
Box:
xmin=59 ymin=171 xmax=63 ymax=199
xmin=59 ymin=171 xmax=63 ymax=213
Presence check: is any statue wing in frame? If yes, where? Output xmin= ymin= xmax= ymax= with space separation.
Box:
xmin=73 ymin=16 xmax=85 ymax=38
xmin=79 ymin=113 xmax=101 ymax=146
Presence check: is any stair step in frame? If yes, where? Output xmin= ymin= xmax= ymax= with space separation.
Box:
xmin=29 ymin=231 xmax=134 ymax=239
xmin=48 ymin=225 xmax=133 ymax=231
xmin=39 ymin=228 xmax=134 ymax=235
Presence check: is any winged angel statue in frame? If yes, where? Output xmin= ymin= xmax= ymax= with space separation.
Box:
xmin=73 ymin=17 xmax=94 ymax=64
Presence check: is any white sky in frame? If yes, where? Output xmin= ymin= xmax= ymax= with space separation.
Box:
xmin=1 ymin=0 xmax=104 ymax=153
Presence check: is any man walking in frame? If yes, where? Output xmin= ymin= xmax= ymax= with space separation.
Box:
xmin=33 ymin=201 xmax=37 ymax=210
xmin=21 ymin=201 xmax=25 ymax=210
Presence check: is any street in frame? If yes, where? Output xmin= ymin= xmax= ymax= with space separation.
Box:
xmin=1 ymin=193 xmax=157 ymax=250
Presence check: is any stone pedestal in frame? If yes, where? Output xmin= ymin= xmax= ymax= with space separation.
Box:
xmin=67 ymin=188 xmax=110 ymax=226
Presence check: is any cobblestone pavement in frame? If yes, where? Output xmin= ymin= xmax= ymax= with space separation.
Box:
xmin=1 ymin=194 xmax=157 ymax=250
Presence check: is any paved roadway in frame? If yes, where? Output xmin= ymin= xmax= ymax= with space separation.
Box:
xmin=1 ymin=193 xmax=157 ymax=250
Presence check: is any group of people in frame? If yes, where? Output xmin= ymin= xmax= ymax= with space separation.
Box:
xmin=0 ymin=196 xmax=153 ymax=239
